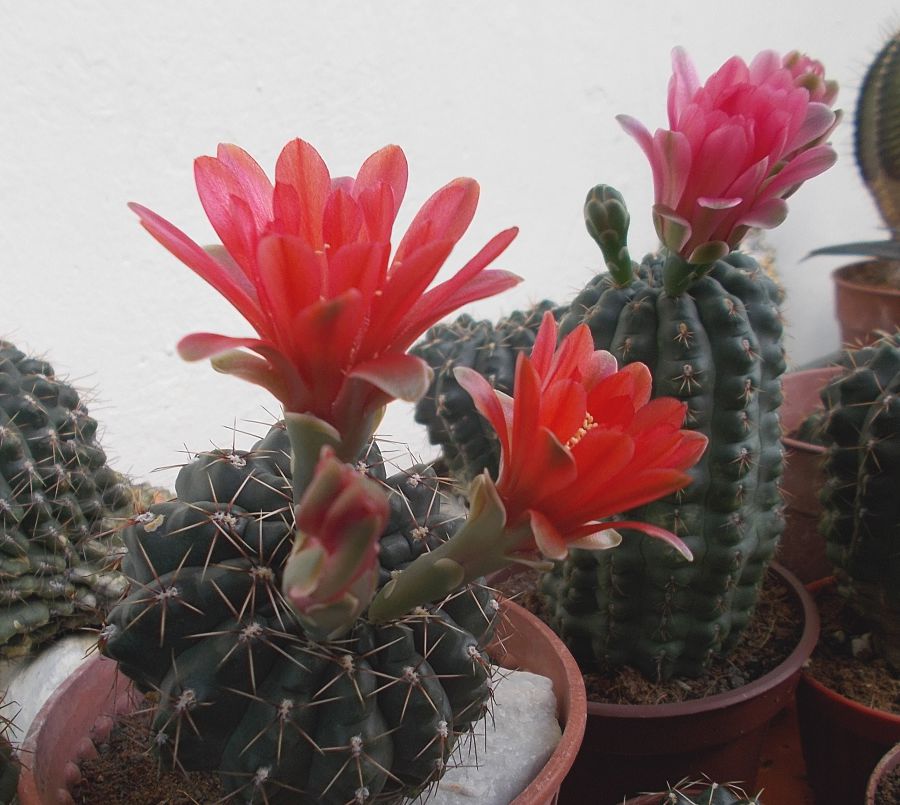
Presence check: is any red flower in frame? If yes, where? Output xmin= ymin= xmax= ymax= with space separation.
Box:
xmin=455 ymin=312 xmax=708 ymax=561
xmin=130 ymin=139 xmax=520 ymax=448
xmin=618 ymin=48 xmax=838 ymax=264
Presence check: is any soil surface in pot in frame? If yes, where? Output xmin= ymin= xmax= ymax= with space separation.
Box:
xmin=876 ymin=765 xmax=900 ymax=805
xmin=493 ymin=569 xmax=801 ymax=703
xmin=806 ymin=586 xmax=900 ymax=714
xmin=73 ymin=710 xmax=226 ymax=804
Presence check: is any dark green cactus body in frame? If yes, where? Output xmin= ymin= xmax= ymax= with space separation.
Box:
xmin=100 ymin=423 xmax=498 ymax=804
xmin=643 ymin=778 xmax=763 ymax=804
xmin=541 ymin=252 xmax=786 ymax=679
xmin=819 ymin=335 xmax=900 ymax=669
xmin=412 ymin=302 xmax=558 ymax=482
xmin=0 ymin=341 xmax=131 ymax=656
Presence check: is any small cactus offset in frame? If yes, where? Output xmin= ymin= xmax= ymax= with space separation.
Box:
xmin=101 ymin=423 xmax=498 ymax=804
xmin=636 ymin=777 xmax=763 ymax=804
xmin=818 ymin=333 xmax=900 ymax=670
xmin=0 ymin=341 xmax=131 ymax=656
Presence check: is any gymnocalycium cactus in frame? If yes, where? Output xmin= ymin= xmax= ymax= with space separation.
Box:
xmin=635 ymin=777 xmax=764 ymax=804
xmin=0 ymin=341 xmax=131 ymax=657
xmin=817 ymin=333 xmax=900 ymax=671
xmin=111 ymin=134 xmax=709 ymax=802
xmin=415 ymin=48 xmax=839 ymax=680
xmin=810 ymin=30 xmax=900 ymax=263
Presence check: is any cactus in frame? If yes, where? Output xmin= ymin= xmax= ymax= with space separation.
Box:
xmin=412 ymin=301 xmax=558 ymax=483
xmin=100 ymin=422 xmax=499 ymax=804
xmin=636 ymin=777 xmax=763 ymax=804
xmin=0 ymin=701 xmax=18 ymax=805
xmin=818 ymin=333 xmax=900 ymax=670
xmin=416 ymin=189 xmax=787 ymax=680
xmin=810 ymin=30 xmax=900 ymax=262
xmin=0 ymin=341 xmax=132 ymax=656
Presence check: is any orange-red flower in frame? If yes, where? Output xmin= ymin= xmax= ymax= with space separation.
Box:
xmin=455 ymin=312 xmax=708 ymax=561
xmin=130 ymin=139 xmax=519 ymax=449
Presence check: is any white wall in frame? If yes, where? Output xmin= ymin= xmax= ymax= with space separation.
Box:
xmin=1 ymin=1 xmax=897 ymax=488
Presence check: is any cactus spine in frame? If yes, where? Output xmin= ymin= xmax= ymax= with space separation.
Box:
xmin=818 ymin=334 xmax=900 ymax=670
xmin=100 ymin=423 xmax=498 ymax=804
xmin=640 ymin=777 xmax=764 ymax=804
xmin=0 ymin=341 xmax=131 ymax=656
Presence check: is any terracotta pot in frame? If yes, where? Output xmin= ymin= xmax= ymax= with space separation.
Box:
xmin=797 ymin=577 xmax=900 ymax=805
xmin=833 ymin=261 xmax=900 ymax=347
xmin=18 ymin=599 xmax=585 ymax=805
xmin=867 ymin=742 xmax=900 ymax=804
xmin=558 ymin=563 xmax=818 ymax=804
xmin=777 ymin=366 xmax=842 ymax=583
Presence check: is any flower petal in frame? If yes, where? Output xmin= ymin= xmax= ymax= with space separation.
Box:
xmin=274 ymin=138 xmax=331 ymax=248
xmin=347 ymin=354 xmax=433 ymax=403
xmin=614 ymin=520 xmax=693 ymax=560
xmin=394 ymin=177 xmax=480 ymax=262
xmin=454 ymin=366 xmax=512 ymax=460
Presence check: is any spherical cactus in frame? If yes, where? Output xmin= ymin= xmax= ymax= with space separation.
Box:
xmin=100 ymin=422 xmax=499 ymax=804
xmin=638 ymin=778 xmax=763 ymax=804
xmin=412 ymin=301 xmax=558 ymax=483
xmin=0 ymin=341 xmax=132 ymax=656
xmin=818 ymin=334 xmax=900 ymax=670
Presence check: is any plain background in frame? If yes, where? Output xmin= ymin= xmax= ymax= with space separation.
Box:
xmin=1 ymin=1 xmax=897 ymax=487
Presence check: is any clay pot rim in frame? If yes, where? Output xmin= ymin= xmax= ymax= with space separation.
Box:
xmin=500 ymin=599 xmax=587 ymax=804
xmin=587 ymin=563 xmax=819 ymax=718
xmin=866 ymin=740 xmax=900 ymax=802
xmin=802 ymin=577 xmax=900 ymax=727
xmin=833 ymin=261 xmax=900 ymax=297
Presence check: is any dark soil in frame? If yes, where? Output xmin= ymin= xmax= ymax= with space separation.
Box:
xmin=804 ymin=585 xmax=900 ymax=714
xmin=876 ymin=764 xmax=900 ymax=804
xmin=73 ymin=710 xmax=226 ymax=804
xmin=492 ymin=567 xmax=803 ymax=704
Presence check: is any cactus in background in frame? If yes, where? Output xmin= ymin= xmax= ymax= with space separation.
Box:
xmin=0 ymin=702 xmax=17 ymax=805
xmin=101 ymin=422 xmax=497 ymax=804
xmin=0 ymin=341 xmax=131 ymax=656
xmin=810 ymin=30 xmax=900 ymax=262
xmin=637 ymin=777 xmax=764 ymax=804
xmin=412 ymin=301 xmax=558 ymax=482
xmin=416 ymin=50 xmax=838 ymax=680
xmin=817 ymin=334 xmax=900 ymax=670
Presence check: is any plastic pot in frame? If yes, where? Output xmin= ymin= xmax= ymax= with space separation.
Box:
xmin=833 ymin=261 xmax=900 ymax=347
xmin=557 ymin=563 xmax=817 ymax=804
xmin=18 ymin=598 xmax=585 ymax=805
xmin=797 ymin=578 xmax=900 ymax=805
xmin=778 ymin=366 xmax=842 ymax=583
xmin=867 ymin=742 xmax=900 ymax=804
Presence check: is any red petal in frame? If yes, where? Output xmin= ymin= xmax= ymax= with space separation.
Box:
xmin=129 ymin=203 xmax=267 ymax=334
xmin=529 ymin=312 xmax=558 ymax=378
xmin=348 ymin=353 xmax=432 ymax=403
xmin=322 ymin=187 xmax=363 ymax=254
xmin=394 ymin=177 xmax=480 ymax=262
xmin=353 ymin=145 xmax=408 ymax=236
xmin=209 ymin=349 xmax=305 ymax=410
xmin=212 ymin=144 xmax=274 ymax=230
xmin=274 ymin=139 xmax=331 ymax=248
xmin=610 ymin=520 xmax=693 ymax=560
xmin=528 ymin=509 xmax=568 ymax=561
xmin=453 ymin=366 xmax=511 ymax=460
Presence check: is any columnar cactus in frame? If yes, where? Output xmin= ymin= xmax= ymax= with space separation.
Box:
xmin=415 ymin=50 xmax=839 ymax=680
xmin=818 ymin=334 xmax=900 ymax=670
xmin=0 ymin=341 xmax=131 ymax=656
xmin=101 ymin=423 xmax=498 ymax=804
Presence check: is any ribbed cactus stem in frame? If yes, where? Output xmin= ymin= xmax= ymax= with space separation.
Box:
xmin=857 ymin=29 xmax=900 ymax=234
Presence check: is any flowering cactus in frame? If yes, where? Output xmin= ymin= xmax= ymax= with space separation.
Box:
xmin=130 ymin=139 xmax=520 ymax=459
xmin=368 ymin=312 xmax=707 ymax=621
xmin=618 ymin=48 xmax=838 ymax=292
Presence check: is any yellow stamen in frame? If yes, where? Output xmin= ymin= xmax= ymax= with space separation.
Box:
xmin=566 ymin=413 xmax=598 ymax=448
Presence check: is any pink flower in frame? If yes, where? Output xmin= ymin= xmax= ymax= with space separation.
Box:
xmin=130 ymin=139 xmax=520 ymax=447
xmin=618 ymin=48 xmax=839 ymax=264
xmin=282 ymin=447 xmax=389 ymax=637
xmin=455 ymin=312 xmax=708 ymax=561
